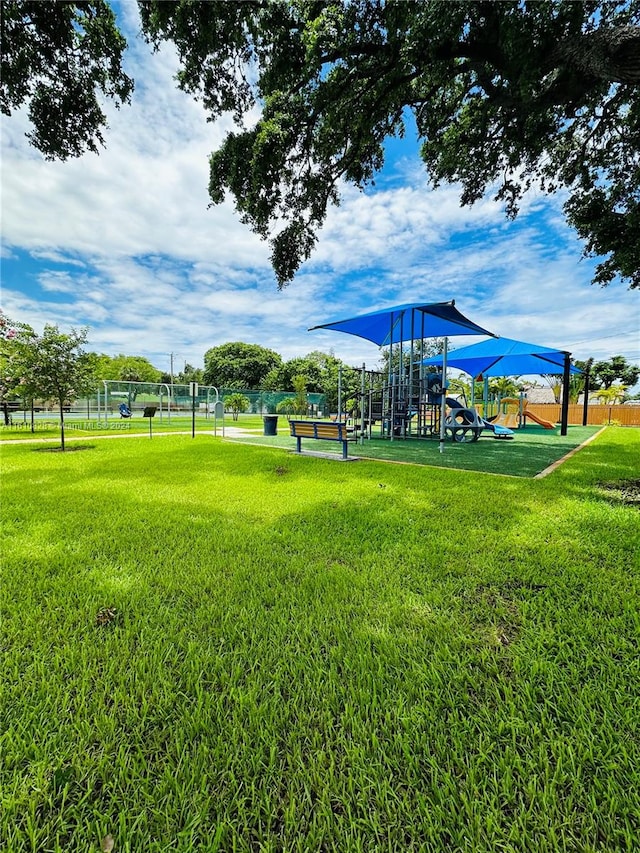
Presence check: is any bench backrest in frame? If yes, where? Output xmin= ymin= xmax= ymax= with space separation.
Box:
xmin=289 ymin=420 xmax=347 ymax=440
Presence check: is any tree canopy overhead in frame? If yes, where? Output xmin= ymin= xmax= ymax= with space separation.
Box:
xmin=139 ymin=0 xmax=640 ymax=288
xmin=3 ymin=1 xmax=639 ymax=288
xmin=1 ymin=1 xmax=133 ymax=159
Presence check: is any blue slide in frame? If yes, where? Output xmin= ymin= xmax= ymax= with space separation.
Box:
xmin=479 ymin=416 xmax=514 ymax=439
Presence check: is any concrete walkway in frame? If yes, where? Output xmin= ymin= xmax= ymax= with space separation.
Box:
xmin=0 ymin=425 xmax=260 ymax=445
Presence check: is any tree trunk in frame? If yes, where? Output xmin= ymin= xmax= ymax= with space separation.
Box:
xmin=558 ymin=25 xmax=640 ymax=84
xmin=59 ymin=398 xmax=65 ymax=451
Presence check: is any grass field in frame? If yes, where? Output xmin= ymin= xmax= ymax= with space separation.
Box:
xmin=1 ymin=416 xmax=603 ymax=478
xmin=1 ymin=427 xmax=639 ymax=852
xmin=228 ymin=423 xmax=602 ymax=478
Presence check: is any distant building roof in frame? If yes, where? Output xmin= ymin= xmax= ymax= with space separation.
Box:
xmin=523 ymin=387 xmax=558 ymax=404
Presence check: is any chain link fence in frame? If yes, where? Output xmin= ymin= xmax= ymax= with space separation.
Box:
xmin=2 ymin=382 xmax=327 ymax=424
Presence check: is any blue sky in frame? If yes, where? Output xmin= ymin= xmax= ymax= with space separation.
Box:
xmin=1 ymin=2 xmax=638 ymax=384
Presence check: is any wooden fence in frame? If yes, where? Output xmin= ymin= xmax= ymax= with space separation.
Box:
xmin=526 ymin=403 xmax=640 ymax=427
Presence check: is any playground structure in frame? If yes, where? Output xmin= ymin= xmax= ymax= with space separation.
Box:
xmin=484 ymin=396 xmax=556 ymax=431
xmin=423 ymin=336 xmax=580 ymax=436
xmin=308 ymin=301 xmax=585 ymax=447
xmin=339 ymin=371 xmax=515 ymax=444
xmin=445 ymin=398 xmax=514 ymax=440
xmin=521 ymin=404 xmax=556 ymax=430
xmin=310 ymin=300 xmax=497 ymax=452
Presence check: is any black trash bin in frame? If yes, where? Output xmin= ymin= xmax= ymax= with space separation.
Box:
xmin=263 ymin=415 xmax=278 ymax=436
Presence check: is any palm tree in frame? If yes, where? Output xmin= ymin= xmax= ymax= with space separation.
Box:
xmin=595 ymin=385 xmax=627 ymax=405
xmin=541 ymin=373 xmax=563 ymax=404
xmin=276 ymin=397 xmax=296 ymax=419
xmin=489 ymin=377 xmax=520 ymax=399
xmin=224 ymin=392 xmax=250 ymax=421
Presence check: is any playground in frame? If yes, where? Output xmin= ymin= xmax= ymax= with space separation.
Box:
xmin=225 ymin=420 xmax=601 ymax=478
xmin=0 ymin=410 xmax=603 ymax=479
xmin=3 ymin=302 xmax=635 ymax=474
xmin=214 ymin=301 xmax=622 ymax=475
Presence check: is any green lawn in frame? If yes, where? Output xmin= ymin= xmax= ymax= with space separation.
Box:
xmin=228 ymin=423 xmax=602 ymax=478
xmin=1 ymin=427 xmax=639 ymax=852
xmin=2 ymin=417 xmax=600 ymax=479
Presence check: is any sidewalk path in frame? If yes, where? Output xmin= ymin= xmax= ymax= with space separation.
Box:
xmin=0 ymin=425 xmax=260 ymax=446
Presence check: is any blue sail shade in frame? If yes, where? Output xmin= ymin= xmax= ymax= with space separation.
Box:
xmin=423 ymin=336 xmax=581 ymax=377
xmin=309 ymin=301 xmax=494 ymax=345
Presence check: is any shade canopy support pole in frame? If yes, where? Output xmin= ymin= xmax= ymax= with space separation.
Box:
xmin=420 ymin=313 xmax=425 ymax=384
xmin=359 ymin=363 xmax=366 ymax=444
xmin=582 ymin=358 xmax=593 ymax=426
xmin=439 ymin=337 xmax=448 ymax=453
xmin=561 ymin=352 xmax=571 ymax=436
xmin=399 ymin=313 xmax=404 ymax=385
xmin=409 ymin=309 xmax=415 ymax=389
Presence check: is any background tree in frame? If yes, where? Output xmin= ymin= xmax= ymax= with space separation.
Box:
xmin=447 ymin=376 xmax=472 ymax=402
xmin=567 ymin=373 xmax=585 ymax=404
xmin=379 ymin=340 xmax=444 ymax=382
xmin=203 ymin=342 xmax=282 ymax=389
xmin=595 ymin=384 xmax=628 ymax=404
xmin=0 ymin=310 xmax=35 ymax=425
xmin=489 ymin=377 xmax=521 ymax=400
xmin=292 ymin=375 xmax=309 ymax=417
xmin=93 ymin=354 xmax=162 ymax=383
xmin=138 ymin=1 xmax=640 ymax=288
xmin=176 ymin=363 xmax=203 ymax=385
xmin=223 ymin=392 xmax=250 ymax=421
xmin=263 ymin=350 xmax=361 ymax=414
xmin=541 ymin=374 xmax=564 ymax=405
xmin=92 ymin=353 xmax=162 ymax=405
xmin=276 ymin=396 xmax=297 ymax=419
xmin=1 ymin=1 xmax=133 ymax=159
xmin=591 ymin=355 xmax=640 ymax=390
xmin=16 ymin=325 xmax=96 ymax=450
xmin=263 ymin=354 xmax=323 ymax=393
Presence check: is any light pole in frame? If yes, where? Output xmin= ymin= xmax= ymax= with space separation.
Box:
xmin=168 ymin=352 xmax=180 ymax=421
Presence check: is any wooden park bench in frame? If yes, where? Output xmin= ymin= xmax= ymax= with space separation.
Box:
xmin=289 ymin=419 xmax=355 ymax=459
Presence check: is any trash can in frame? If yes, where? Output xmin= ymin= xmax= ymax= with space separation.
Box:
xmin=263 ymin=415 xmax=278 ymax=436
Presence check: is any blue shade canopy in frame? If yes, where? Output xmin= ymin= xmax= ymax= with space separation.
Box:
xmin=309 ymin=301 xmax=494 ymax=346
xmin=423 ymin=337 xmax=581 ymax=377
